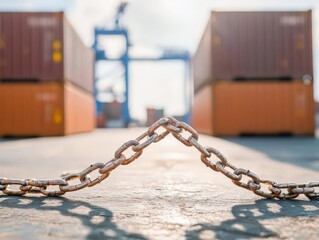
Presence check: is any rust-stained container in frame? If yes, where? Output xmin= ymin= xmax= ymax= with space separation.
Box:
xmin=191 ymin=81 xmax=315 ymax=136
xmin=0 ymin=12 xmax=94 ymax=92
xmin=0 ymin=82 xmax=95 ymax=137
xmin=193 ymin=11 xmax=313 ymax=91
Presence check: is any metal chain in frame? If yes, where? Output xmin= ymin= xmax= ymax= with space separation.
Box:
xmin=0 ymin=117 xmax=318 ymax=200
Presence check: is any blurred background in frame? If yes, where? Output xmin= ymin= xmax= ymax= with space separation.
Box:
xmin=0 ymin=0 xmax=318 ymax=137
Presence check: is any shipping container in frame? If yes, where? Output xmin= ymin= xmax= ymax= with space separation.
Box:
xmin=96 ymin=114 xmax=107 ymax=128
xmin=100 ymin=101 xmax=124 ymax=128
xmin=191 ymin=81 xmax=315 ymax=136
xmin=146 ymin=108 xmax=164 ymax=126
xmin=102 ymin=101 xmax=122 ymax=120
xmin=0 ymin=82 xmax=95 ymax=137
xmin=0 ymin=12 xmax=94 ymax=92
xmin=193 ymin=11 xmax=313 ymax=91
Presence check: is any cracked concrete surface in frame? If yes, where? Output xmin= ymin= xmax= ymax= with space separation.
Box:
xmin=0 ymin=128 xmax=319 ymax=239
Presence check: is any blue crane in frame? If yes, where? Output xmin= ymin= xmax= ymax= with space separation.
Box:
xmin=92 ymin=1 xmax=191 ymax=127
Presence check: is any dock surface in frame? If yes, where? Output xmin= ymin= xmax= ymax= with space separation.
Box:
xmin=1 ymin=128 xmax=319 ymax=239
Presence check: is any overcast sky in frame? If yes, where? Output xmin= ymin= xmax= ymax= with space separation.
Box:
xmin=0 ymin=0 xmax=318 ymax=120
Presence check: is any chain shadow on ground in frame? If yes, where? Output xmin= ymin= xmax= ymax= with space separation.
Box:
xmin=1 ymin=197 xmax=319 ymax=239
xmin=0 ymin=196 xmax=147 ymax=240
xmin=185 ymin=199 xmax=319 ymax=239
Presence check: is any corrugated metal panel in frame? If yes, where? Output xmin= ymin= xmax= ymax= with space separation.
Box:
xmin=0 ymin=12 xmax=94 ymax=92
xmin=64 ymin=82 xmax=95 ymax=135
xmin=191 ymin=86 xmax=214 ymax=135
xmin=63 ymin=16 xmax=94 ymax=93
xmin=0 ymin=12 xmax=64 ymax=81
xmin=0 ymin=82 xmax=94 ymax=137
xmin=192 ymin=18 xmax=213 ymax=91
xmin=193 ymin=11 xmax=313 ymax=91
xmin=191 ymin=81 xmax=315 ymax=136
xmin=0 ymin=83 xmax=64 ymax=136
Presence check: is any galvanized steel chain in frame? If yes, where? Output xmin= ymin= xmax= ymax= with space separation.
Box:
xmin=0 ymin=117 xmax=318 ymax=200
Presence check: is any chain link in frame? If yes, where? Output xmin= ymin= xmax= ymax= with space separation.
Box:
xmin=0 ymin=117 xmax=318 ymax=200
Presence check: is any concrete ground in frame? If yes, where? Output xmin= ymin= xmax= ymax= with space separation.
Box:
xmin=0 ymin=126 xmax=319 ymax=240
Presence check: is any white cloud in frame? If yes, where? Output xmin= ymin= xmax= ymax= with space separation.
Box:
xmin=67 ymin=0 xmax=120 ymax=46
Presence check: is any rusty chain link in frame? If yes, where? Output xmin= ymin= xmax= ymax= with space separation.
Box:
xmin=0 ymin=117 xmax=318 ymax=200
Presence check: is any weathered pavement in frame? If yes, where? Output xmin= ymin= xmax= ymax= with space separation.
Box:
xmin=0 ymin=128 xmax=319 ymax=240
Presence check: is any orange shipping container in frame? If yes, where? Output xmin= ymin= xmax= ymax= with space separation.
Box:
xmin=192 ymin=81 xmax=315 ymax=136
xmin=0 ymin=82 xmax=95 ymax=137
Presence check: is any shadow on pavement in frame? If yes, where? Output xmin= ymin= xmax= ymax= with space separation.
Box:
xmin=186 ymin=199 xmax=319 ymax=239
xmin=0 ymin=137 xmax=37 ymax=143
xmin=224 ymin=135 xmax=319 ymax=171
xmin=0 ymin=196 xmax=147 ymax=240
xmin=223 ymin=114 xmax=319 ymax=171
